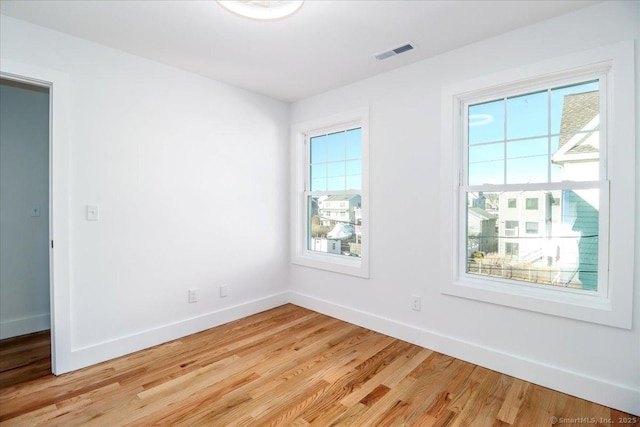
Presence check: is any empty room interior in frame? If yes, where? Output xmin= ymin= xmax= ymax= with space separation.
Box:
xmin=0 ymin=0 xmax=639 ymax=425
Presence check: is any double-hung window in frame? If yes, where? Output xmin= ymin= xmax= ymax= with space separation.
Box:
xmin=441 ymin=42 xmax=635 ymax=328
xmin=465 ymin=76 xmax=605 ymax=291
xmin=292 ymin=109 xmax=369 ymax=278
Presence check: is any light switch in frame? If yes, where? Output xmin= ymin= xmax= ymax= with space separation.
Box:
xmin=30 ymin=204 xmax=41 ymax=217
xmin=87 ymin=204 xmax=100 ymax=221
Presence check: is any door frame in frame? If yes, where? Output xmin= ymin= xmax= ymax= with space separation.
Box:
xmin=1 ymin=60 xmax=72 ymax=374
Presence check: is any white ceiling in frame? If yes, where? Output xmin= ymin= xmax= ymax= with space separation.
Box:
xmin=0 ymin=0 xmax=598 ymax=102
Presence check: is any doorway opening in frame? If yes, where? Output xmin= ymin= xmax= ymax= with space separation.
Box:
xmin=0 ymin=77 xmax=53 ymax=385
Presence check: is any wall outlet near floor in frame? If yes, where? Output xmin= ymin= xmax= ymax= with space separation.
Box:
xmin=188 ymin=288 xmax=198 ymax=303
xmin=220 ymin=284 xmax=229 ymax=298
xmin=411 ymin=295 xmax=421 ymax=311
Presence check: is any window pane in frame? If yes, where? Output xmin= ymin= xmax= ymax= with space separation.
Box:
xmin=310 ymin=164 xmax=327 ymax=191
xmin=468 ymin=99 xmax=505 ymax=144
xmin=507 ymin=137 xmax=547 ymax=159
xmin=507 ymin=91 xmax=548 ymax=139
xmin=310 ymin=164 xmax=326 ymax=179
xmin=327 ymin=131 xmax=345 ymax=162
xmin=308 ymin=194 xmax=362 ymax=258
xmin=551 ymin=80 xmax=599 ymax=135
xmin=506 ymin=137 xmax=548 ymax=184
xmin=468 ymin=142 xmax=504 ymax=185
xmin=310 ymin=135 xmax=327 ymax=163
xmin=327 ymin=177 xmax=345 ymax=191
xmin=563 ymin=188 xmax=599 ymax=290
xmin=345 ymin=160 xmax=361 ymax=190
xmin=311 ymin=178 xmax=326 ymax=191
xmin=466 ymin=189 xmax=599 ymax=291
xmin=346 ymin=175 xmax=361 ymax=190
xmin=327 ymin=162 xmax=345 ymax=177
xmin=346 ymin=160 xmax=361 ymax=177
xmin=346 ymin=128 xmax=361 ymax=159
xmin=466 ymin=192 xmax=499 ymax=256
xmin=550 ymin=136 xmax=562 ymax=182
xmin=468 ymin=161 xmax=503 ymax=186
xmin=507 ymin=155 xmax=548 ymax=184
xmin=553 ymin=130 xmax=600 ymax=182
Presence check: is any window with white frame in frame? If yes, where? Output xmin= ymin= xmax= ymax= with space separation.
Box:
xmin=292 ymin=109 xmax=369 ymax=278
xmin=441 ymin=42 xmax=635 ymax=328
xmin=465 ymin=76 xmax=604 ymax=292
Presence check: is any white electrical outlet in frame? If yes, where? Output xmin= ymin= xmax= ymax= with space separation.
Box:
xmin=188 ymin=288 xmax=198 ymax=303
xmin=411 ymin=295 xmax=421 ymax=311
xmin=220 ymin=284 xmax=229 ymax=298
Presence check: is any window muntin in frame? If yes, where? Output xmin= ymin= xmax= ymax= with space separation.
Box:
xmin=464 ymin=77 xmax=604 ymax=293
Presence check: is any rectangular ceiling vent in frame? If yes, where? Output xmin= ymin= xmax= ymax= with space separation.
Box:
xmin=375 ymin=42 xmax=415 ymax=61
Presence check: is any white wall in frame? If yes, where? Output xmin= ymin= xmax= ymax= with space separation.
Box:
xmin=290 ymin=1 xmax=640 ymax=415
xmin=0 ymin=79 xmax=50 ymax=339
xmin=0 ymin=15 xmax=290 ymax=369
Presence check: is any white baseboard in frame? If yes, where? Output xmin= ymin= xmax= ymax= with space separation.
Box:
xmin=67 ymin=292 xmax=289 ymax=373
xmin=51 ymin=289 xmax=640 ymax=415
xmin=0 ymin=313 xmax=50 ymax=340
xmin=288 ymin=291 xmax=640 ymax=416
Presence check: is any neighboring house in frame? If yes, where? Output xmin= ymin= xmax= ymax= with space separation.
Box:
xmin=497 ymin=190 xmax=562 ymax=263
xmin=317 ymin=195 xmax=361 ymax=227
xmin=310 ymin=238 xmax=341 ymax=255
xmin=467 ymin=206 xmax=497 ymax=255
xmin=353 ymin=204 xmax=363 ymax=242
xmin=551 ymin=90 xmax=600 ymax=180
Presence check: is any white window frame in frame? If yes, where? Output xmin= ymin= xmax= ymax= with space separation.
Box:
xmin=461 ymin=74 xmax=609 ymax=298
xmin=440 ymin=41 xmax=635 ymax=329
xmin=291 ymin=108 xmax=369 ymax=278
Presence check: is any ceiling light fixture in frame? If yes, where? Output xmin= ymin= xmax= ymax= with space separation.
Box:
xmin=217 ymin=1 xmax=304 ymax=21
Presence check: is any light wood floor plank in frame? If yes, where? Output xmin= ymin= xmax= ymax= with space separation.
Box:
xmin=1 ymin=304 xmax=637 ymax=426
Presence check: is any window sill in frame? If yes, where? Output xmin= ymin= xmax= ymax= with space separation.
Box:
xmin=441 ymin=276 xmax=629 ymax=329
xmin=292 ymin=251 xmax=369 ymax=278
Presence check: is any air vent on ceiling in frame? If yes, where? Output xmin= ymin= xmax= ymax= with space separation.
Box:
xmin=374 ymin=42 xmax=415 ymax=61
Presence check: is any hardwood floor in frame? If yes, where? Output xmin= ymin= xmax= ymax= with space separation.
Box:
xmin=0 ymin=305 xmax=637 ymax=426
xmin=0 ymin=330 xmax=51 ymax=390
